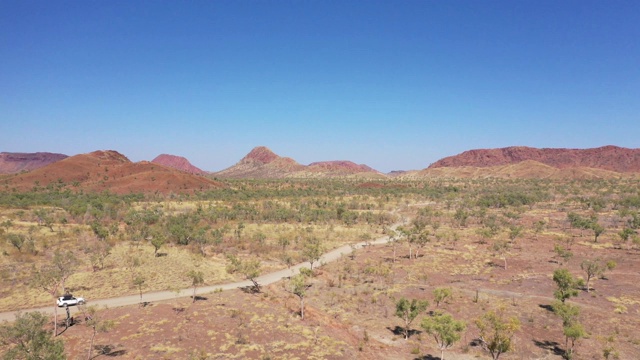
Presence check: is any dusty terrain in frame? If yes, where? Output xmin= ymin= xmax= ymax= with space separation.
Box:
xmin=2 ymin=178 xmax=638 ymax=359
xmin=1 ymin=164 xmax=640 ymax=360
xmin=52 ymin=218 xmax=640 ymax=359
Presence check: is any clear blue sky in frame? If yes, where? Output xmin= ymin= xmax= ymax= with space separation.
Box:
xmin=1 ymin=1 xmax=639 ymax=172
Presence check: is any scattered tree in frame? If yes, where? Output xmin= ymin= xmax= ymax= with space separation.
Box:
xmin=453 ymin=208 xmax=469 ymax=228
xmin=580 ymin=259 xmax=614 ymax=292
xmin=30 ymin=250 xmax=79 ymax=336
xmin=150 ymin=232 xmax=166 ymax=257
xmin=0 ymin=312 xmax=65 ymax=360
xmin=617 ymin=227 xmax=635 ymax=249
xmin=51 ymin=250 xmax=78 ymax=294
xmin=475 ymin=308 xmax=521 ymax=360
xmin=581 ymin=260 xmax=603 ymax=293
xmin=552 ymin=299 xmax=585 ymax=359
xmin=533 ymin=220 xmax=546 ymax=239
xmin=420 ymin=311 xmax=466 ymax=360
xmin=6 ymin=233 xmax=25 ymax=252
xmin=591 ymin=221 xmax=605 ymax=243
xmin=563 ymin=322 xmax=585 ymax=359
xmin=492 ymin=240 xmax=511 ymax=270
xmin=80 ymin=305 xmax=114 ymax=360
xmin=508 ymin=225 xmax=523 ymax=243
xmin=133 ymin=274 xmax=146 ymax=306
xmin=288 ymin=272 xmax=312 ymax=320
xmin=302 ymin=236 xmax=324 ymax=270
xmin=395 ymin=297 xmax=429 ymax=339
xmin=86 ymin=238 xmax=111 ymax=271
xmin=433 ymin=287 xmax=452 ymax=308
xmin=277 ymin=235 xmax=291 ymax=253
xmin=552 ymin=301 xmax=580 ymax=327
xmin=553 ymin=244 xmax=573 ymax=265
xmin=186 ymin=269 xmax=205 ymax=302
xmin=226 ymin=255 xmax=262 ymax=292
xmin=553 ymin=268 xmax=582 ymax=303
xmin=234 ymin=222 xmax=245 ymax=240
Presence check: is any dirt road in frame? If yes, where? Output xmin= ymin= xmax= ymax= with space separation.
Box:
xmin=0 ymin=224 xmax=402 ymax=323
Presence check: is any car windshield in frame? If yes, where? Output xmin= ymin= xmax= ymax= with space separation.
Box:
xmin=63 ymin=295 xmax=73 ymax=300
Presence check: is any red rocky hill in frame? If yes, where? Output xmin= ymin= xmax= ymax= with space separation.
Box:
xmin=152 ymin=154 xmax=206 ymax=175
xmin=0 ymin=152 xmax=68 ymax=174
xmin=307 ymin=161 xmax=378 ymax=174
xmin=429 ymin=146 xmax=640 ymax=173
xmin=213 ymin=146 xmax=384 ymax=179
xmin=1 ymin=150 xmax=222 ymax=194
xmin=213 ymin=146 xmax=305 ymax=178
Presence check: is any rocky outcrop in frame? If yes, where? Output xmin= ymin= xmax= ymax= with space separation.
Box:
xmin=213 ymin=146 xmax=383 ymax=179
xmin=0 ymin=152 xmax=68 ymax=174
xmin=152 ymin=154 xmax=206 ymax=175
xmin=307 ymin=161 xmax=377 ymax=174
xmin=429 ymin=146 xmax=640 ymax=173
xmin=213 ymin=147 xmax=305 ymax=178
xmin=1 ymin=150 xmax=222 ymax=194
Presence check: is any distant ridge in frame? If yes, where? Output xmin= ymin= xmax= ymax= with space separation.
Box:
xmin=0 ymin=152 xmax=68 ymax=174
xmin=429 ymin=145 xmax=640 ymax=173
xmin=397 ymin=160 xmax=633 ymax=180
xmin=1 ymin=150 xmax=222 ymax=194
xmin=152 ymin=154 xmax=206 ymax=175
xmin=213 ymin=146 xmax=384 ymax=179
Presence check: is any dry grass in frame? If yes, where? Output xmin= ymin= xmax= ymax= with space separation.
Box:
xmin=0 ymin=243 xmax=232 ymax=312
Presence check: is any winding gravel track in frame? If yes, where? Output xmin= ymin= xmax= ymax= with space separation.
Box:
xmin=0 ymin=222 xmax=404 ymax=323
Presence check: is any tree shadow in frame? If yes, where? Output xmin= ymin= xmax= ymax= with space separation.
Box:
xmin=538 ymin=304 xmax=554 ymax=312
xmin=469 ymin=338 xmax=483 ymax=348
xmin=240 ymin=285 xmax=261 ymax=294
xmin=192 ymin=295 xmax=208 ymax=302
xmin=155 ymin=252 xmax=168 ymax=257
xmin=533 ymin=339 xmax=564 ymax=356
xmin=386 ymin=325 xmax=421 ymax=338
xmin=56 ymin=326 xmax=69 ymax=336
xmin=414 ymin=355 xmax=440 ymax=360
xmin=173 ymin=307 xmax=186 ymax=315
xmin=93 ymin=344 xmax=127 ymax=358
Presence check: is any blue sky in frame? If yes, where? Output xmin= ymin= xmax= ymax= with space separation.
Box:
xmin=1 ymin=1 xmax=638 ymax=172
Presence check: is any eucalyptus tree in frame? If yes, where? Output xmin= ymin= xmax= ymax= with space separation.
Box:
xmin=421 ymin=311 xmax=466 ymax=360
xmin=395 ymin=297 xmax=429 ymax=339
xmin=475 ymin=309 xmax=521 ymax=360
xmin=0 ymin=312 xmax=65 ymax=359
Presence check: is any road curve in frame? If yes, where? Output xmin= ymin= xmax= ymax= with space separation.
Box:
xmin=0 ymin=223 xmax=403 ymax=323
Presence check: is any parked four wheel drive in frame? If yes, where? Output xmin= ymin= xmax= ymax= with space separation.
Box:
xmin=56 ymin=294 xmax=85 ymax=307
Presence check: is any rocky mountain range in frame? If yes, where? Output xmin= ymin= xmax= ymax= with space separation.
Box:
xmin=0 ymin=150 xmax=222 ymax=194
xmin=1 ymin=145 xmax=639 ymax=193
xmin=429 ymin=145 xmax=640 ymax=173
xmin=212 ymin=146 xmax=385 ymax=179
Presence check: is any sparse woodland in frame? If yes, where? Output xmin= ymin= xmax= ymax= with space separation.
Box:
xmin=1 ymin=177 xmax=640 ymax=359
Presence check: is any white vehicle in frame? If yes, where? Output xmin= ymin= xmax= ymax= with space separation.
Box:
xmin=56 ymin=294 xmax=85 ymax=307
